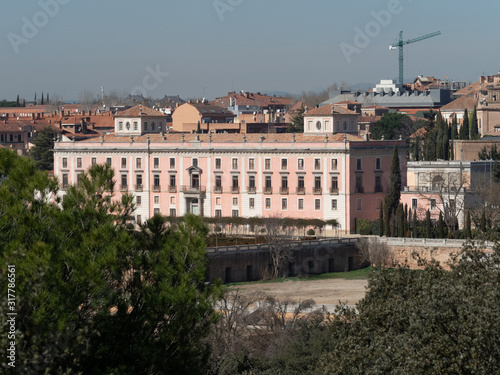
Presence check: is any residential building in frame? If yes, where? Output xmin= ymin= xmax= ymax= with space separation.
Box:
xmin=212 ymin=91 xmax=293 ymax=117
xmin=171 ymin=101 xmax=237 ymax=133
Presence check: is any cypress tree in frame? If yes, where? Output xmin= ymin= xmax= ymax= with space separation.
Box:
xmin=469 ymin=106 xmax=479 ymax=140
xmin=34 ymin=92 xmax=37 ymax=104
xmin=413 ymin=209 xmax=418 ymax=238
xmin=16 ymin=95 xmax=20 ymax=107
xmin=46 ymin=93 xmax=50 ymax=104
xmin=465 ymin=211 xmax=472 ymax=239
xmin=425 ymin=209 xmax=432 ymax=238
xmin=384 ymin=145 xmax=401 ymax=236
xmin=379 ymin=201 xmax=384 ymax=237
xmin=397 ymin=204 xmax=404 ymax=237
xmin=404 ymin=204 xmax=409 ymax=237
xmin=459 ymin=109 xmax=469 ymax=140
xmin=480 ymin=210 xmax=487 ymax=232
xmin=437 ymin=211 xmax=445 ymax=238
xmin=196 ymin=121 xmax=201 ymax=134
xmin=41 ymin=91 xmax=44 ymax=105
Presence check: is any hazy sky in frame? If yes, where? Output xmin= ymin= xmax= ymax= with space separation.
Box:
xmin=1 ymin=0 xmax=498 ymax=101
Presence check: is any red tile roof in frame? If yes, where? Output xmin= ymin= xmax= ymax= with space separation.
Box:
xmin=116 ymin=105 xmax=166 ymax=118
xmin=213 ymin=92 xmax=293 ymax=108
xmin=306 ymin=104 xmax=357 ymax=116
xmin=440 ymin=94 xmax=477 ymax=112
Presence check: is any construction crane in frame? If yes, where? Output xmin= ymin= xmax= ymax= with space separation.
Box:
xmin=389 ymin=31 xmax=441 ymax=84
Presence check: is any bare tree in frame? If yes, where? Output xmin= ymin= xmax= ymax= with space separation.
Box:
xmin=78 ymin=90 xmax=96 ymax=113
xmin=358 ymin=238 xmax=394 ymax=269
xmin=46 ymin=93 xmax=64 ymax=113
xmin=263 ymin=216 xmax=295 ymax=279
xmin=468 ymin=178 xmax=500 ymax=231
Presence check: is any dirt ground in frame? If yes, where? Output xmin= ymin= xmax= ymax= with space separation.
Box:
xmin=230 ymin=278 xmax=368 ymax=306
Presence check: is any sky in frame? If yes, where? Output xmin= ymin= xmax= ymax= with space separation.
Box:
xmin=0 ymin=0 xmax=498 ymax=102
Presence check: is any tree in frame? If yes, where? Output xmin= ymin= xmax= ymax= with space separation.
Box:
xmin=0 ymin=152 xmax=222 ymax=374
xmin=29 ymin=126 xmax=58 ymax=170
xmin=288 ymin=104 xmax=305 ymax=133
xmin=358 ymin=238 xmax=394 ymax=269
xmin=425 ymin=209 xmax=433 ymax=238
xmin=459 ymin=108 xmax=469 ymax=140
xmin=16 ymin=94 xmax=20 ymax=107
xmin=384 ymin=145 xmax=401 ymax=236
xmin=78 ymin=90 xmax=95 ymax=113
xmin=46 ymin=92 xmax=50 ymax=104
xmin=379 ymin=201 xmax=384 ymax=237
xmin=469 ymin=106 xmax=479 ymax=140
xmin=465 ymin=210 xmax=472 ymax=238
xmin=263 ymin=216 xmax=294 ymax=279
xmin=372 ymin=112 xmax=416 ymax=140
xmin=41 ymin=91 xmax=44 ymax=105
xmin=197 ymin=120 xmax=201 ymax=134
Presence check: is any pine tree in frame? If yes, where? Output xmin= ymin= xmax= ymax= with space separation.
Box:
xmin=459 ymin=109 xmax=469 ymax=140
xmin=384 ymin=145 xmax=402 ymax=236
xmin=469 ymin=106 xmax=479 ymax=140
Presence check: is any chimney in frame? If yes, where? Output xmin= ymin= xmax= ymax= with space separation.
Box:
xmin=245 ymin=92 xmax=249 ymax=98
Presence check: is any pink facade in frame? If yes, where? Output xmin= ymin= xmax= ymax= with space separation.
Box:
xmin=54 ymin=133 xmax=406 ymax=233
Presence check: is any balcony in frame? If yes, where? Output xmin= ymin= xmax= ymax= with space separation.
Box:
xmin=181 ymin=185 xmax=207 ymax=194
xmin=152 ymin=185 xmax=161 ymax=192
xmin=296 ymin=187 xmax=305 ymax=195
xmin=213 ymin=186 xmax=223 ymax=193
xmin=280 ymin=187 xmax=289 ymax=195
xmin=168 ymin=185 xmax=177 ymax=193
xmin=263 ymin=187 xmax=273 ymax=194
xmin=135 ymin=184 xmax=143 ymax=192
xmin=120 ymin=184 xmax=128 ymax=192
xmin=330 ymin=188 xmax=339 ymax=195
xmin=231 ymin=186 xmax=240 ymax=194
xmin=313 ymin=187 xmax=322 ymax=195
xmin=247 ymin=186 xmax=256 ymax=194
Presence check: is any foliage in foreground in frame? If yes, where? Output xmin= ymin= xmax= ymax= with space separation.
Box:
xmin=0 ymin=149 xmax=222 ymax=374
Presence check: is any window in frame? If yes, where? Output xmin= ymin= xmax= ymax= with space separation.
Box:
xmin=76 ymin=157 xmax=82 ymax=168
xmin=356 ymin=175 xmax=363 ymax=193
xmin=331 ymin=176 xmax=339 ymax=192
xmin=265 ymin=198 xmax=271 ymax=209
xmin=76 ymin=174 xmax=82 ymax=187
xmin=121 ymin=158 xmax=127 ymax=169
xmin=154 ymin=174 xmax=160 ymax=189
xmin=136 ymin=196 xmax=142 ymax=206
xmin=356 ymin=198 xmax=362 ymax=211
xmin=136 ymin=215 xmax=142 ymax=224
xmin=298 ymin=159 xmax=304 ymax=170
xmin=264 ymin=176 xmax=272 ymax=192
xmin=215 ymin=158 xmax=221 ymax=169
xmin=91 ymin=157 xmax=97 ymax=166
xmin=136 ymin=174 xmax=142 ymax=188
xmin=169 ymin=158 xmax=175 ymax=169
xmin=356 ymin=158 xmax=362 ymax=171
xmin=232 ymin=175 xmax=239 ymax=189
xmin=106 ymin=158 xmax=111 ymax=166
xmin=281 ymin=159 xmax=287 ymax=170
xmin=332 ymin=199 xmax=337 ymax=210
xmin=170 ymin=196 xmax=175 ymax=204
xmin=62 ymin=158 xmax=68 ymax=168
xmin=232 ymin=197 xmax=238 ymax=206
xmin=216 ymin=197 xmax=221 ymax=205
xmin=248 ymin=158 xmax=255 ymax=170
xmin=133 ymin=121 xmax=138 ymax=131
xmin=232 ymin=210 xmax=239 ymax=218
xmin=144 ymin=122 xmax=148 ymax=131
xmin=314 ymin=158 xmax=321 ymax=170
xmin=126 ymin=122 xmax=130 ymax=131
xmin=154 ymin=195 xmax=160 ymax=204
xmin=169 ymin=209 xmax=177 ymax=217
xmin=430 ymin=199 xmax=437 ymax=211
xmin=298 ymin=198 xmax=304 ymax=210
xmin=316 ymin=120 xmax=321 ymax=130
xmin=62 ymin=173 xmax=68 ymax=188
xmin=249 ymin=198 xmax=255 ymax=209
xmin=412 ymin=198 xmax=418 ymax=209
xmin=314 ymin=176 xmax=322 ymax=192
xmin=154 ymin=208 xmax=160 ymax=215
xmin=232 ymin=158 xmax=238 ymax=169
xmin=169 ymin=174 xmax=176 ymax=187
xmin=121 ymin=174 xmax=127 ymax=188
xmin=118 ymin=121 xmax=123 ymax=131
xmin=376 ymin=158 xmax=381 ymax=170
xmin=298 ymin=176 xmax=305 ymax=189
xmin=331 ymin=158 xmax=338 ymax=170
xmin=151 ymin=122 xmax=156 ymax=131
xmin=192 ymin=158 xmax=198 ymax=167
xmin=136 ymin=158 xmax=142 ymax=169
xmin=375 ymin=175 xmax=382 ymax=192
xmin=281 ymin=198 xmax=288 ymax=210
xmin=265 ymin=158 xmax=271 ymax=170
xmin=215 ymin=209 xmax=222 ymax=218
xmin=215 ymin=175 xmax=222 ymax=192
xmin=281 ymin=175 xmax=288 ymax=190
xmin=315 ymin=199 xmax=321 ymax=210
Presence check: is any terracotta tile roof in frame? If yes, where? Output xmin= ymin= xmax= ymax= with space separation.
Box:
xmin=81 ymin=132 xmax=365 ymax=144
xmin=185 ymin=102 xmax=233 ymax=116
xmin=410 ymin=126 xmax=428 ymax=138
xmin=454 ymin=81 xmax=480 ymax=97
xmin=440 ymin=94 xmax=477 ymax=112
xmin=306 ymin=104 xmax=357 ymax=116
xmin=358 ymin=115 xmax=382 ymax=123
xmin=213 ymin=92 xmax=293 ymax=108
xmin=116 ymin=105 xmax=166 ymax=118
xmin=287 ymin=101 xmax=306 ymax=114
xmin=335 ymin=100 xmax=362 ymax=105
xmin=363 ymin=105 xmax=389 ymax=109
